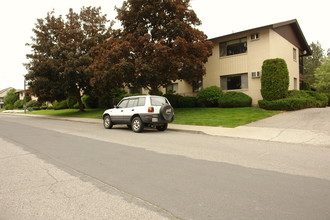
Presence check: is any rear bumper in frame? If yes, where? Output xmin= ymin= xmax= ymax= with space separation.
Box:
xmin=140 ymin=113 xmax=174 ymax=124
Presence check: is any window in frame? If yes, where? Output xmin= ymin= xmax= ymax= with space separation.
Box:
xmin=117 ymin=99 xmax=129 ymax=108
xmin=251 ymin=71 xmax=261 ymax=78
xmin=220 ymin=73 xmax=248 ymax=90
xmin=137 ymin=97 xmax=146 ymax=106
xmin=151 ymin=97 xmax=168 ymax=106
xmin=220 ymin=37 xmax=247 ymax=57
xmin=166 ymin=83 xmax=178 ymax=94
xmin=127 ymin=98 xmax=138 ymax=108
xmin=293 ymin=48 xmax=297 ymax=61
xmin=193 ymin=80 xmax=203 ymax=93
xmin=251 ymin=33 xmax=259 ymax=40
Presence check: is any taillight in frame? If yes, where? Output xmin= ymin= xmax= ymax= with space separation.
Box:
xmin=148 ymin=107 xmax=154 ymax=112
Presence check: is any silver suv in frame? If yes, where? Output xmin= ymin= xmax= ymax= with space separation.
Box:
xmin=103 ymin=95 xmax=174 ymax=133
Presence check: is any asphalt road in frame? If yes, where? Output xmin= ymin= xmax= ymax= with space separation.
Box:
xmin=1 ymin=115 xmax=330 ymax=220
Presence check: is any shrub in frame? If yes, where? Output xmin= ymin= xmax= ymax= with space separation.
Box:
xmin=81 ymin=94 xmax=98 ymax=108
xmin=324 ymin=93 xmax=330 ymax=106
xmin=219 ymin=92 xmax=252 ymax=108
xmin=40 ymin=105 xmax=48 ymax=110
xmin=14 ymin=100 xmax=24 ymax=109
xmin=27 ymin=100 xmax=41 ymax=108
xmin=178 ymin=96 xmax=197 ymax=108
xmin=66 ymin=96 xmax=77 ymax=109
xmin=259 ymin=90 xmax=327 ymax=110
xmin=98 ymin=89 xmax=127 ymax=108
xmin=304 ymin=90 xmax=328 ymax=107
xmin=4 ymin=104 xmax=14 ymax=110
xmin=261 ymin=58 xmax=289 ymax=101
xmin=164 ymin=94 xmax=182 ymax=108
xmin=53 ymin=100 xmax=68 ymax=110
xmin=197 ymin=86 xmax=223 ymax=107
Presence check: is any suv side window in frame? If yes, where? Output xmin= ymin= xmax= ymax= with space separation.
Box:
xmin=127 ymin=98 xmax=138 ymax=108
xmin=118 ymin=99 xmax=129 ymax=108
xmin=151 ymin=97 xmax=168 ymax=106
xmin=137 ymin=97 xmax=146 ymax=106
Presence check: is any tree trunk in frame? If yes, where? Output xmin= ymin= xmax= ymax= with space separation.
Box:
xmin=150 ymin=85 xmax=159 ymax=95
xmin=75 ymin=89 xmax=85 ymax=112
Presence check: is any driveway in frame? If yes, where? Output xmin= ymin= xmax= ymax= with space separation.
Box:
xmin=246 ymin=107 xmax=330 ymax=133
xmin=170 ymin=107 xmax=330 ymax=146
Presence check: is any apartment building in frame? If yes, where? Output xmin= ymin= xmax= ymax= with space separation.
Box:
xmin=169 ymin=19 xmax=312 ymax=105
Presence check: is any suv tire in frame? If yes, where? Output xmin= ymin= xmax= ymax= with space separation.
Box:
xmin=156 ymin=123 xmax=168 ymax=131
xmin=131 ymin=117 xmax=144 ymax=133
xmin=160 ymin=104 xmax=174 ymax=121
xmin=103 ymin=115 xmax=113 ymax=129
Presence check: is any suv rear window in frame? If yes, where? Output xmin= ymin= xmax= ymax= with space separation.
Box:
xmin=150 ymin=97 xmax=168 ymax=106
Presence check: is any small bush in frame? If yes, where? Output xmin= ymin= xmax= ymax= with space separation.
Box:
xmin=53 ymin=100 xmax=68 ymax=110
xmin=164 ymin=94 xmax=183 ymax=108
xmin=304 ymin=90 xmax=328 ymax=107
xmin=47 ymin=106 xmax=54 ymax=110
xmin=219 ymin=92 xmax=252 ymax=108
xmin=14 ymin=100 xmax=24 ymax=109
xmin=40 ymin=105 xmax=48 ymax=110
xmin=4 ymin=104 xmax=14 ymax=110
xmin=27 ymin=100 xmax=41 ymax=108
xmin=324 ymin=93 xmax=330 ymax=106
xmin=197 ymin=86 xmax=223 ymax=107
xmin=82 ymin=94 xmax=98 ymax=108
xmin=178 ymin=96 xmax=197 ymax=108
xmin=66 ymin=96 xmax=77 ymax=109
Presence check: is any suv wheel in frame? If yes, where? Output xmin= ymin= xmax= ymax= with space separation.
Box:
xmin=160 ymin=104 xmax=174 ymax=121
xmin=131 ymin=117 xmax=144 ymax=133
xmin=103 ymin=115 xmax=113 ymax=129
xmin=156 ymin=123 xmax=168 ymax=131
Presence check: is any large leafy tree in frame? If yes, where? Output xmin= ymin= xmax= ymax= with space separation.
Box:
xmin=313 ymin=57 xmax=330 ymax=93
xmin=303 ymin=42 xmax=324 ymax=86
xmin=25 ymin=7 xmax=111 ymax=111
xmin=91 ymin=0 xmax=213 ymax=94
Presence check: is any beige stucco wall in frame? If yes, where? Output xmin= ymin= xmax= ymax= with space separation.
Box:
xmin=269 ymin=29 xmax=300 ymax=90
xmin=201 ymin=28 xmax=300 ymax=105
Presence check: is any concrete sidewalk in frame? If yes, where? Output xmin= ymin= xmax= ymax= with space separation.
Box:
xmin=1 ymin=111 xmax=330 ymax=147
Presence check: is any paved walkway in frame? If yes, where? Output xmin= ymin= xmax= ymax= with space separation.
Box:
xmin=2 ymin=107 xmax=330 ymax=147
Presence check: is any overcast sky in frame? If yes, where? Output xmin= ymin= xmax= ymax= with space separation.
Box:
xmin=0 ymin=0 xmax=329 ymax=90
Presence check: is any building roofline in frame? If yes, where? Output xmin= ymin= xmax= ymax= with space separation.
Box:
xmin=209 ymin=19 xmax=312 ymax=56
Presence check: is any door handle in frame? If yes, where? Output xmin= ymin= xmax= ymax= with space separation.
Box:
xmin=131 ymin=109 xmax=135 ymax=111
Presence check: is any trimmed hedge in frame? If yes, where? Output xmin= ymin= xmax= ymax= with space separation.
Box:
xmin=178 ymin=96 xmax=197 ymax=108
xmin=261 ymin=58 xmax=289 ymax=101
xmin=259 ymin=90 xmax=328 ymax=110
xmin=163 ymin=94 xmax=197 ymax=108
xmin=219 ymin=92 xmax=252 ymax=108
xmin=164 ymin=94 xmax=182 ymax=108
xmin=197 ymin=86 xmax=223 ymax=107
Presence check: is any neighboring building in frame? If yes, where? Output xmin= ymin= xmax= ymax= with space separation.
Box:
xmin=0 ymin=87 xmax=14 ymax=109
xmin=169 ymin=19 xmax=312 ymax=105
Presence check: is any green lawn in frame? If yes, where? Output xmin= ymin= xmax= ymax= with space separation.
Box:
xmin=26 ymin=109 xmax=105 ymax=119
xmin=23 ymin=107 xmax=280 ymax=128
xmin=173 ymin=107 xmax=280 ymax=128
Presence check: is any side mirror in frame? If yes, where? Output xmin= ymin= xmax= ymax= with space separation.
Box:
xmin=114 ymin=105 xmax=118 ymax=108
